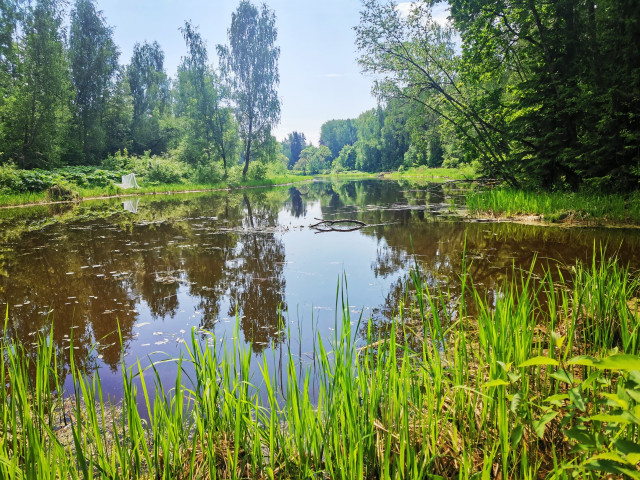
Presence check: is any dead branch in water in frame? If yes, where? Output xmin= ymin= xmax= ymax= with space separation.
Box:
xmin=310 ymin=217 xmax=367 ymax=233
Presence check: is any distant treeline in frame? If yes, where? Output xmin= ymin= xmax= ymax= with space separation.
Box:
xmin=283 ymin=101 xmax=447 ymax=175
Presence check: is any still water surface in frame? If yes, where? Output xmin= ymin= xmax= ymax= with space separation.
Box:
xmin=1 ymin=179 xmax=639 ymax=400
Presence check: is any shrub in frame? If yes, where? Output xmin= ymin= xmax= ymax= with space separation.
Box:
xmin=191 ymin=163 xmax=224 ymax=184
xmin=102 ymin=149 xmax=135 ymax=171
xmin=46 ymin=183 xmax=78 ymax=202
xmin=247 ymin=161 xmax=268 ymax=180
xmin=0 ymin=163 xmax=24 ymax=193
xmin=144 ymin=157 xmax=188 ymax=184
xmin=20 ymin=170 xmax=58 ymax=192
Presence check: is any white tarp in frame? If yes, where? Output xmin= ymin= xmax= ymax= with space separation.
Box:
xmin=120 ymin=173 xmax=140 ymax=189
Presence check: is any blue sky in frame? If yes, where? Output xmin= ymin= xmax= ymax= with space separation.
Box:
xmin=97 ymin=0 xmax=375 ymax=144
xmin=98 ymin=1 xmax=449 ymax=144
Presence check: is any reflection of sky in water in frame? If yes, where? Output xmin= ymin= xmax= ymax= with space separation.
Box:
xmin=1 ymin=179 xmax=640 ymax=404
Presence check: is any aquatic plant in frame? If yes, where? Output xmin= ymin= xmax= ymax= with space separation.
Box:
xmin=1 ymin=251 xmax=639 ymax=478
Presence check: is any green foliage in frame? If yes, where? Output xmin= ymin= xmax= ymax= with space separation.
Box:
xmin=46 ymin=182 xmax=77 ymax=201
xmin=143 ymin=157 xmax=188 ymax=184
xmin=1 ymin=251 xmax=638 ymax=478
xmin=190 ymin=162 xmax=224 ymax=184
xmin=281 ymin=131 xmax=307 ymax=169
xmin=332 ymin=144 xmax=357 ymax=172
xmin=356 ymin=0 xmax=640 ymax=191
xmin=68 ymin=0 xmax=119 ymax=164
xmin=467 ymin=188 xmax=640 ymax=225
xmin=319 ymin=118 xmax=357 ymax=159
xmin=0 ymin=0 xmax=72 ymax=169
xmin=176 ymin=22 xmax=236 ymax=170
xmin=127 ymin=41 xmax=170 ymax=155
xmin=293 ymin=145 xmax=332 ymax=174
xmin=246 ymin=161 xmax=268 ymax=180
xmin=218 ymin=0 xmax=280 ymax=177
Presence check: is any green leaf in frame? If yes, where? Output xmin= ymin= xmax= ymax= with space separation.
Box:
xmin=567 ymin=355 xmax=598 ymax=367
xmin=613 ymin=438 xmax=640 ymax=456
xmin=518 ymin=356 xmax=559 ymax=368
xmin=510 ymin=425 xmax=524 ymax=449
xmin=497 ymin=361 xmax=512 ymax=372
xmin=601 ymin=392 xmax=629 ymax=409
xmin=551 ymin=369 xmax=575 ymax=385
xmin=584 ymin=458 xmax=635 ymax=477
xmin=482 ymin=379 xmax=509 ymax=388
xmin=510 ymin=392 xmax=522 ymax=414
xmin=533 ymin=411 xmax=558 ymax=438
xmin=551 ymin=331 xmax=565 ymax=349
xmin=585 ymin=451 xmax=632 ymax=465
xmin=569 ymin=387 xmax=586 ymax=411
xmin=626 ymin=389 xmax=640 ymax=403
xmin=565 ymin=427 xmax=598 ymax=450
xmin=543 ymin=393 xmax=569 ymax=406
xmin=507 ymin=372 xmax=521 ymax=383
xmin=589 ymin=414 xmax=631 ymax=424
xmin=597 ymin=355 xmax=640 ymax=371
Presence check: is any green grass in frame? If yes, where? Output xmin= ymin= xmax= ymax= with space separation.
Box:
xmin=387 ymin=165 xmax=477 ymax=181
xmin=467 ymin=188 xmax=640 ymax=225
xmin=0 ymin=173 xmax=313 ymax=208
xmin=1 ymin=249 xmax=640 ymax=478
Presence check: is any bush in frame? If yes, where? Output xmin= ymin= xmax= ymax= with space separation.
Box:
xmin=144 ymin=157 xmax=188 ymax=184
xmin=226 ymin=165 xmax=243 ymax=188
xmin=102 ymin=149 xmax=135 ymax=171
xmin=247 ymin=161 xmax=268 ymax=180
xmin=0 ymin=163 xmax=25 ymax=193
xmin=46 ymin=183 xmax=78 ymax=202
xmin=191 ymin=163 xmax=224 ymax=184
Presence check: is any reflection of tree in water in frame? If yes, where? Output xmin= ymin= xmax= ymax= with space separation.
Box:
xmin=137 ymin=242 xmax=181 ymax=319
xmin=227 ymin=194 xmax=287 ymax=352
xmin=286 ymin=187 xmax=306 ymax=218
xmin=0 ymin=221 xmax=138 ymax=373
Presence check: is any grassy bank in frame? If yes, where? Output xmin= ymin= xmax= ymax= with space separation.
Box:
xmin=0 ymin=166 xmax=312 ymax=208
xmin=2 ymin=250 xmax=640 ymax=478
xmin=467 ymin=188 xmax=640 ymax=226
xmin=385 ymin=165 xmax=477 ymax=181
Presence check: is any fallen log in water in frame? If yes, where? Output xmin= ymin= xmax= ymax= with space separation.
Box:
xmin=310 ymin=217 xmax=366 ymax=233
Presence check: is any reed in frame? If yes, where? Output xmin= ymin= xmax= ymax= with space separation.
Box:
xmin=1 ymin=250 xmax=639 ymax=478
xmin=466 ymin=188 xmax=640 ymax=225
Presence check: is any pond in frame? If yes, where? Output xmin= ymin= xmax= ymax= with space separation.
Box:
xmin=1 ymin=178 xmax=639 ymax=403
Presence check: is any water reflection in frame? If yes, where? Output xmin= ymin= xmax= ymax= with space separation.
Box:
xmin=0 ymin=179 xmax=639 ymax=396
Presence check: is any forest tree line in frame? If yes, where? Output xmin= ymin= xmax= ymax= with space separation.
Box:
xmin=1 ymin=0 xmax=639 ymax=192
xmin=354 ymin=0 xmax=640 ymax=191
xmin=0 ymin=0 xmax=280 ymax=179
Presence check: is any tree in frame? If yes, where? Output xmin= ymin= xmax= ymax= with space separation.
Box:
xmin=176 ymin=21 xmax=235 ymax=170
xmin=0 ymin=0 xmax=22 ymax=99
xmin=68 ymin=0 xmax=119 ymax=164
xmin=218 ymin=0 xmax=280 ymax=178
xmin=127 ymin=41 xmax=169 ymax=155
xmin=319 ymin=119 xmax=357 ymax=160
xmin=294 ymin=145 xmax=331 ymax=174
xmin=282 ymin=131 xmax=306 ymax=169
xmin=0 ymin=0 xmax=71 ymax=168
xmin=356 ymin=0 xmax=512 ymax=182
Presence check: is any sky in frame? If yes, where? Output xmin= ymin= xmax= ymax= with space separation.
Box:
xmin=95 ymin=0 xmax=373 ymax=145
xmin=97 ymin=1 xmax=450 ymax=145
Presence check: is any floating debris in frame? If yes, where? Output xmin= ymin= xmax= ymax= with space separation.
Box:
xmin=134 ymin=321 xmax=150 ymax=328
